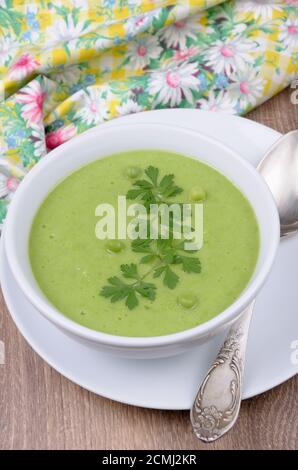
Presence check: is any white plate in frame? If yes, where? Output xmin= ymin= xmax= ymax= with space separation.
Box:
xmin=1 ymin=110 xmax=297 ymax=410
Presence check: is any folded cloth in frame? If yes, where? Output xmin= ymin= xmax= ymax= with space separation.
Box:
xmin=0 ymin=0 xmax=297 ymax=225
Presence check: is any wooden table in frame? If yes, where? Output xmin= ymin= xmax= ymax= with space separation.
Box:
xmin=0 ymin=88 xmax=297 ymax=450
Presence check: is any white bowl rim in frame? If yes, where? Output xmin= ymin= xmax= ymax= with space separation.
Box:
xmin=4 ymin=122 xmax=280 ymax=348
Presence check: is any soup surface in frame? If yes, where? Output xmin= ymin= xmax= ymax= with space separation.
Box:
xmin=29 ymin=150 xmax=259 ymax=337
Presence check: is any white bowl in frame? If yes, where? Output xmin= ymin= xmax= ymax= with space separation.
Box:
xmin=4 ymin=123 xmax=280 ymax=359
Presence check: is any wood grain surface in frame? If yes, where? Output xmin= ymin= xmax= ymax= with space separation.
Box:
xmin=0 ymin=87 xmax=297 ymax=450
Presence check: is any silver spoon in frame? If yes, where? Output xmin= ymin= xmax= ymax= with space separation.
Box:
xmin=190 ymin=130 xmax=298 ymax=442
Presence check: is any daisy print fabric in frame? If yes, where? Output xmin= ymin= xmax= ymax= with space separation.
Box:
xmin=0 ymin=0 xmax=297 ymax=225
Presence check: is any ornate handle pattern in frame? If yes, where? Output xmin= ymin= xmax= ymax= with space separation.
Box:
xmin=190 ymin=302 xmax=255 ymax=442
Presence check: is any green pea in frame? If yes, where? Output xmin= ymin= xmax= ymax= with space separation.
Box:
xmin=125 ymin=166 xmax=141 ymax=180
xmin=178 ymin=293 xmax=198 ymax=309
xmin=105 ymin=240 xmax=124 ymax=254
xmin=189 ymin=186 xmax=206 ymax=202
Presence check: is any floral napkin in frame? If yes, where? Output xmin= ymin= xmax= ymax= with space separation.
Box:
xmin=0 ymin=0 xmax=297 ymax=226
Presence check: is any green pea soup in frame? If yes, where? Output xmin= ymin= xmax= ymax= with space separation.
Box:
xmin=29 ymin=150 xmax=259 ymax=337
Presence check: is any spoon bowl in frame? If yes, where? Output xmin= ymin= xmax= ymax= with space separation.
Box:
xmin=258 ymin=130 xmax=298 ymax=237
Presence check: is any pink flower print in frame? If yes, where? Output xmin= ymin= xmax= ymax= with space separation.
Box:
xmin=16 ymin=81 xmax=46 ymax=124
xmin=174 ymin=47 xmax=198 ymax=61
xmin=6 ymin=177 xmax=19 ymax=192
xmin=45 ymin=125 xmax=76 ymax=150
xmin=9 ymin=53 xmax=40 ymax=81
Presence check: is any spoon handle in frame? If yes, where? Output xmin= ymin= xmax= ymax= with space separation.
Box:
xmin=190 ymin=301 xmax=255 ymax=442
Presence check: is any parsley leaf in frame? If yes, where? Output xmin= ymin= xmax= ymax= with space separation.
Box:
xmin=125 ymin=290 xmax=138 ymax=310
xmin=140 ymin=254 xmax=157 ymax=264
xmin=164 ymin=266 xmax=179 ymax=289
xmin=175 ymin=255 xmax=201 ymax=273
xmin=131 ymin=238 xmax=153 ymax=253
xmin=100 ymin=264 xmax=156 ymax=310
xmin=159 ymin=174 xmax=183 ymax=198
xmin=153 ymin=265 xmax=179 ymax=289
xmin=145 ymin=166 xmax=159 ymax=185
xmin=131 ymin=239 xmax=158 ymax=264
xmin=120 ymin=263 xmax=139 ymax=279
xmin=127 ymin=166 xmax=183 ymax=208
xmin=100 ymin=276 xmax=131 ymax=303
xmin=135 ymin=282 xmax=156 ymax=301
